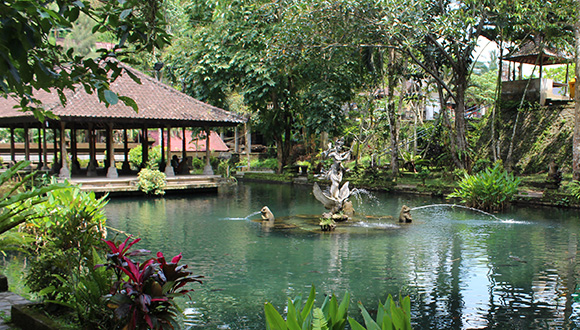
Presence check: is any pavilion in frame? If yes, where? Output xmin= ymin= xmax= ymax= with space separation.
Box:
xmin=0 ymin=61 xmax=246 ymax=179
xmin=501 ymin=38 xmax=573 ymax=106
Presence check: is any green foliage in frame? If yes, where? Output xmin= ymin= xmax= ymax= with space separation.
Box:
xmin=100 ymin=237 xmax=203 ymax=329
xmin=128 ymin=145 xmax=163 ymax=169
xmin=242 ymin=172 xmax=294 ymax=183
xmin=0 ymin=161 xmax=67 ymax=235
xmin=348 ymin=295 xmax=412 ymax=330
xmin=137 ymin=168 xmax=166 ymax=195
xmin=265 ymin=286 xmax=350 ymax=330
xmin=472 ymin=158 xmax=492 ymax=174
xmin=567 ymin=181 xmax=580 ymax=200
xmin=319 ymin=218 xmax=336 ymax=232
xmin=190 ymin=157 xmax=205 ymax=171
xmin=265 ymin=287 xmax=412 ymax=330
xmin=417 ymin=167 xmax=431 ymax=186
xmin=249 ymin=158 xmax=279 ymax=171
xmin=24 ymin=185 xmax=108 ymax=303
xmin=0 ymin=229 xmax=32 ymax=257
xmin=399 ymin=151 xmax=424 ymax=173
xmin=347 ymin=166 xmax=394 ymax=191
xmin=448 ymin=162 xmax=521 ymax=212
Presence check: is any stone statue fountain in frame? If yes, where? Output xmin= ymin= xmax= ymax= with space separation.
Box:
xmin=313 ymin=138 xmax=354 ymax=225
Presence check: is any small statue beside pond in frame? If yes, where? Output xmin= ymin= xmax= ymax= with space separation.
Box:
xmin=398 ymin=205 xmax=412 ymax=223
xmin=545 ymin=160 xmax=562 ymax=189
xmin=260 ymin=206 xmax=275 ymax=221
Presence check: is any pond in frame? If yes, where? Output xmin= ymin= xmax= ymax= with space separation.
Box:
xmin=105 ymin=182 xmax=580 ymax=329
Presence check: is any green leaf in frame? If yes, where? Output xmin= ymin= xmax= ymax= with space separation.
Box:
xmin=313 ymin=308 xmax=329 ymax=330
xmin=348 ymin=317 xmax=367 ymax=330
xmin=264 ymin=302 xmax=287 ymax=330
xmin=301 ymin=286 xmax=316 ymax=321
xmin=119 ymin=95 xmax=139 ymax=112
xmin=104 ymin=89 xmax=119 ymax=105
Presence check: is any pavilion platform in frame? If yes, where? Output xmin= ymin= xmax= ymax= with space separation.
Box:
xmin=64 ymin=174 xmax=223 ymax=197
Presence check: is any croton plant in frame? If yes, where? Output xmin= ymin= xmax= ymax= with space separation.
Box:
xmin=99 ymin=236 xmax=203 ymax=329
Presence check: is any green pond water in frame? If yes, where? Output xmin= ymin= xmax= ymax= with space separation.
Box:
xmin=104 ymin=182 xmax=580 ymax=329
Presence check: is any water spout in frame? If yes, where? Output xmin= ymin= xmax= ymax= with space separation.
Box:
xmin=219 ymin=211 xmax=261 ymax=221
xmin=411 ymin=204 xmax=508 ymax=222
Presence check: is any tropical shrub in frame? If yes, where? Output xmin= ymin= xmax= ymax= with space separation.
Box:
xmin=448 ymin=162 xmax=521 ymax=212
xmin=137 ymin=168 xmax=167 ymax=195
xmin=24 ymin=185 xmax=108 ymax=302
xmin=249 ymin=158 xmax=278 ymax=171
xmin=0 ymin=161 xmax=66 ymax=235
xmin=100 ymin=237 xmax=203 ymax=329
xmin=129 ymin=145 xmax=163 ymax=168
xmin=264 ymin=286 xmax=349 ymax=330
xmin=190 ymin=157 xmax=205 ymax=171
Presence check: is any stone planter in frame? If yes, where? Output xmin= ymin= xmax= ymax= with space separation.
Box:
xmin=11 ymin=304 xmax=60 ymax=330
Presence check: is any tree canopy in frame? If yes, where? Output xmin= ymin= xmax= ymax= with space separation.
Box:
xmin=1 ymin=0 xmax=170 ymax=119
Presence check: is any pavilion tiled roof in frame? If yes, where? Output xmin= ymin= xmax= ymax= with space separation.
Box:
xmin=503 ymin=39 xmax=572 ymax=65
xmin=0 ymin=62 xmax=246 ymax=128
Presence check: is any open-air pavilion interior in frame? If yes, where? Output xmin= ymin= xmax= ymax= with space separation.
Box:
xmin=0 ymin=62 xmax=246 ymax=190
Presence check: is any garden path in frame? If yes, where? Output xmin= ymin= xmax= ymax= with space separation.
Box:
xmin=0 ymin=291 xmax=29 ymax=330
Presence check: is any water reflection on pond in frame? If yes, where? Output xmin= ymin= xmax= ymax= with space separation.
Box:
xmin=105 ymin=182 xmax=580 ymax=329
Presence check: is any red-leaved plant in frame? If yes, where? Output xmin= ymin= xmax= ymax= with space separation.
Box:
xmin=99 ymin=237 xmax=203 ymax=329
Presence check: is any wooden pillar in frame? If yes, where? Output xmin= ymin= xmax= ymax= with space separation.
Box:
xmin=23 ymin=126 xmax=30 ymax=162
xmin=203 ymin=127 xmax=214 ymax=175
xmin=9 ymin=127 xmax=15 ymax=166
xmin=122 ymin=128 xmax=131 ymax=173
xmin=42 ymin=125 xmax=49 ymax=171
xmin=104 ymin=127 xmax=111 ymax=169
xmin=59 ymin=122 xmax=70 ymax=178
xmin=37 ymin=127 xmax=43 ymax=169
xmin=51 ymin=127 xmax=59 ymax=173
xmin=141 ymin=126 xmax=148 ymax=168
xmin=164 ymin=126 xmax=174 ymax=176
xmin=159 ymin=127 xmax=166 ymax=171
xmin=87 ymin=124 xmax=97 ymax=177
xmin=70 ymin=127 xmax=80 ymax=174
xmin=106 ymin=123 xmax=118 ymax=178
xmin=181 ymin=127 xmax=187 ymax=161
xmin=234 ymin=126 xmax=239 ymax=153
xmin=245 ymin=122 xmax=251 ymax=170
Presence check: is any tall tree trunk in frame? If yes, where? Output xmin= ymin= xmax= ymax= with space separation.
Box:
xmin=492 ymin=40 xmax=504 ymax=163
xmin=454 ymin=67 xmax=470 ymax=171
xmin=387 ymin=77 xmax=399 ymax=177
xmin=574 ymin=5 xmax=580 ymax=180
xmin=437 ymin=83 xmax=462 ymax=169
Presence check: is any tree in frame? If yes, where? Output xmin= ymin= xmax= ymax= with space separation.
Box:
xmin=574 ymin=0 xmax=580 ymax=180
xmin=1 ymin=0 xmax=170 ymax=119
xmin=166 ymin=0 xmax=366 ymax=172
xmin=380 ymin=0 xmax=495 ymax=171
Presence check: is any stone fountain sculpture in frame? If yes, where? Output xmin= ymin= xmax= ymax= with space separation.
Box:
xmin=313 ymin=138 xmax=353 ymax=222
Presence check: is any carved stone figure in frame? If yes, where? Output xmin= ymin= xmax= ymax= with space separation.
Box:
xmin=313 ymin=138 xmax=353 ymax=217
xmin=545 ymin=160 xmax=562 ymax=189
xmin=260 ymin=206 xmax=275 ymax=221
xmin=398 ymin=205 xmax=412 ymax=223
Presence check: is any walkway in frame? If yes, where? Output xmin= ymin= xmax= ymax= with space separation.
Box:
xmin=65 ymin=174 xmax=223 ymax=196
xmin=0 ymin=292 xmax=29 ymax=330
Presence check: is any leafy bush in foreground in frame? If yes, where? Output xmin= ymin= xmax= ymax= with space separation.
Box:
xmin=100 ymin=237 xmax=203 ymax=329
xmin=448 ymin=162 xmax=521 ymax=212
xmin=265 ymin=286 xmax=412 ymax=330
